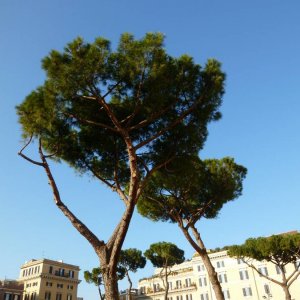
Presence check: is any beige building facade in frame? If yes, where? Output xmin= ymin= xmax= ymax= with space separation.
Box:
xmin=18 ymin=259 xmax=80 ymax=300
xmin=137 ymin=250 xmax=300 ymax=300
xmin=0 ymin=279 xmax=24 ymax=300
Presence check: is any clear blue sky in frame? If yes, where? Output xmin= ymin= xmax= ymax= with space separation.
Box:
xmin=1 ymin=1 xmax=300 ymax=299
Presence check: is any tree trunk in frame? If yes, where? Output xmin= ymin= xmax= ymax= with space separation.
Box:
xmin=98 ymin=285 xmax=104 ymax=300
xmin=180 ymin=224 xmax=225 ymax=300
xmin=126 ymin=271 xmax=133 ymax=297
xmin=102 ymin=268 xmax=120 ymax=300
xmin=281 ymin=272 xmax=292 ymax=300
xmin=164 ymin=266 xmax=169 ymax=300
xmin=282 ymin=285 xmax=292 ymax=300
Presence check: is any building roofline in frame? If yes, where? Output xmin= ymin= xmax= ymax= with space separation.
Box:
xmin=20 ymin=259 xmax=80 ymax=270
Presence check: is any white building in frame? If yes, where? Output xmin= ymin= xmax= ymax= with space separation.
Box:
xmin=137 ymin=250 xmax=300 ymax=300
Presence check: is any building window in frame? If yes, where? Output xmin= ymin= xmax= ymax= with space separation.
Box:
xmin=223 ymin=290 xmax=230 ymax=299
xmin=185 ymin=278 xmax=191 ymax=287
xmin=199 ymin=276 xmax=207 ymax=287
xmin=69 ymin=270 xmax=75 ymax=278
xmin=264 ymin=284 xmax=271 ymax=294
xmin=258 ymin=266 xmax=268 ymax=277
xmin=239 ymin=270 xmax=249 ymax=280
xmin=140 ymin=286 xmax=146 ymax=294
xmin=4 ymin=293 xmax=12 ymax=300
xmin=67 ymin=285 xmax=73 ymax=290
xmin=185 ymin=295 xmax=192 ymax=300
xmin=216 ymin=261 xmax=225 ymax=268
xmin=57 ymin=284 xmax=63 ymax=288
xmin=67 ymin=295 xmax=72 ymax=300
xmin=49 ymin=266 xmax=53 ymax=274
xmin=200 ymin=293 xmax=209 ymax=300
xmin=45 ymin=292 xmax=51 ymax=300
xmin=197 ymin=264 xmax=205 ymax=272
xmin=218 ymin=273 xmax=228 ymax=283
xmin=153 ymin=283 xmax=160 ymax=292
xmin=242 ymin=287 xmax=252 ymax=297
xmin=46 ymin=282 xmax=53 ymax=287
xmin=168 ymin=282 xmax=172 ymax=290
xmin=56 ymin=293 xmax=62 ymax=300
xmin=275 ymin=265 xmax=286 ymax=274
xmin=176 ymin=296 xmax=183 ymax=300
xmin=30 ymin=293 xmax=36 ymax=300
xmin=176 ymin=280 xmax=182 ymax=289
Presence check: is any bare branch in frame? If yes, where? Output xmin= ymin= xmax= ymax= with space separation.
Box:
xmin=87 ymin=165 xmax=116 ymax=190
xmin=106 ymin=200 xmax=135 ymax=270
xmin=63 ymin=112 xmax=119 ymax=133
xmin=113 ymin=142 xmax=129 ymax=205
xmin=18 ymin=136 xmax=44 ymax=167
xmin=242 ymin=260 xmax=283 ymax=287
xmin=287 ymin=270 xmax=300 ymax=288
xmin=38 ymin=140 xmax=105 ymax=251
xmin=102 ymin=81 xmax=122 ymax=99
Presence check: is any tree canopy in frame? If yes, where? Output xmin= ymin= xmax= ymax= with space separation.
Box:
xmin=145 ymin=242 xmax=185 ymax=300
xmin=228 ymin=233 xmax=300 ymax=300
xmin=16 ymin=32 xmax=225 ymax=300
xmin=138 ymin=156 xmax=246 ymax=222
xmin=118 ymin=248 xmax=146 ymax=293
xmin=137 ymin=156 xmax=247 ymax=300
xmin=144 ymin=242 xmax=185 ymax=268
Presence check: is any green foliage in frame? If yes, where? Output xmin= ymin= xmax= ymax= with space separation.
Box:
xmin=228 ymin=233 xmax=300 ymax=265
xmin=137 ymin=156 xmax=247 ymax=222
xmin=16 ymin=33 xmax=225 ymax=186
xmin=119 ymin=248 xmax=146 ymax=273
xmin=144 ymin=242 xmax=185 ymax=268
xmin=84 ymin=266 xmax=125 ymax=286
xmin=84 ymin=268 xmax=103 ymax=286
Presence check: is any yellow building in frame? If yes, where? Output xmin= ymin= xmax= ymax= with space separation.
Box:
xmin=137 ymin=250 xmax=300 ymax=300
xmin=19 ymin=259 xmax=80 ymax=300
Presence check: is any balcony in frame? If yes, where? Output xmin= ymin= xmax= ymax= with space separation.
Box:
xmin=54 ymin=271 xmax=73 ymax=278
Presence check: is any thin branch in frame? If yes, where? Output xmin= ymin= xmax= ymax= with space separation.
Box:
xmin=113 ymin=141 xmax=129 ymax=205
xmin=187 ymin=199 xmax=215 ymax=227
xmin=121 ymin=68 xmax=146 ymax=126
xmin=38 ymin=140 xmax=105 ymax=251
xmin=128 ymin=97 xmax=179 ymax=132
xmin=287 ymin=270 xmax=300 ymax=288
xmin=106 ymin=200 xmax=136 ymax=270
xmin=18 ymin=136 xmax=44 ymax=167
xmin=102 ymin=81 xmax=122 ymax=99
xmin=87 ymin=166 xmax=115 ymax=189
xmin=242 ymin=260 xmax=283 ymax=287
xmin=286 ymin=267 xmax=299 ymax=282
xmin=63 ymin=112 xmax=119 ymax=133
xmin=134 ymin=97 xmax=203 ymax=150
xmin=136 ymin=155 xmax=175 ymax=201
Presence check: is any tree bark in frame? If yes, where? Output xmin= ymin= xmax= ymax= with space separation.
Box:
xmin=164 ymin=266 xmax=169 ymax=300
xmin=179 ymin=223 xmax=225 ymax=300
xmin=281 ymin=272 xmax=292 ymax=300
xmin=282 ymin=285 xmax=292 ymax=300
xmin=98 ymin=285 xmax=104 ymax=300
xmin=101 ymin=264 xmax=120 ymax=300
xmin=126 ymin=270 xmax=133 ymax=296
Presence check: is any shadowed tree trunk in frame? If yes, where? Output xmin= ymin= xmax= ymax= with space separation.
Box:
xmin=179 ymin=223 xmax=225 ymax=300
